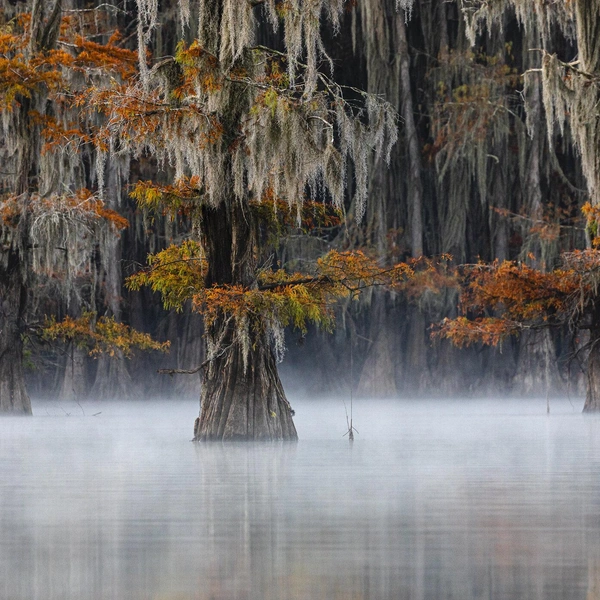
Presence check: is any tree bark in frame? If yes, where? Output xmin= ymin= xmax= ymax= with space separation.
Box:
xmin=59 ymin=344 xmax=88 ymax=401
xmin=0 ymin=255 xmax=31 ymax=414
xmin=584 ymin=305 xmax=600 ymax=412
xmin=194 ymin=200 xmax=297 ymax=441
xmin=0 ymin=0 xmax=63 ymax=414
xmin=575 ymin=0 xmax=600 ymax=207
xmin=397 ymin=15 xmax=424 ymax=257
xmin=196 ymin=318 xmax=297 ymax=440
xmin=356 ymin=294 xmax=398 ymax=397
xmin=514 ymin=329 xmax=562 ymax=397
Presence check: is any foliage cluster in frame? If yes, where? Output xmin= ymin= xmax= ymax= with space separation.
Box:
xmin=127 ymin=246 xmax=439 ymax=336
xmin=42 ymin=312 xmax=169 ymax=358
xmin=435 ymin=250 xmax=600 ymax=348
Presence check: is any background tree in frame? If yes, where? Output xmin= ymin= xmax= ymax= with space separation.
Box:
xmin=0 ymin=0 xmax=161 ymax=413
xmin=5 ymin=0 xmax=600 ymax=412
xmin=436 ymin=241 xmax=600 ymax=411
xmin=432 ymin=0 xmax=600 ymax=408
xmin=316 ymin=0 xmax=592 ymax=398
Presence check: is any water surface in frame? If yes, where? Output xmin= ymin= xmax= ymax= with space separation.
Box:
xmin=1 ymin=397 xmax=600 ymax=599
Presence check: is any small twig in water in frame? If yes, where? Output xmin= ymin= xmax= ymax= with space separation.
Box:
xmin=342 ymin=322 xmax=359 ymax=441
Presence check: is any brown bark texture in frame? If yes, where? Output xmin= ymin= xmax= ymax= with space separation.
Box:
xmin=196 ymin=320 xmax=297 ymax=441
xmin=584 ymin=307 xmax=600 ymax=412
xmin=194 ymin=201 xmax=297 ymax=441
xmin=397 ymin=14 xmax=424 ymax=258
xmin=0 ymin=254 xmax=31 ymax=414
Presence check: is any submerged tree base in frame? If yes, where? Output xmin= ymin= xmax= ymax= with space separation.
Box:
xmin=194 ymin=334 xmax=297 ymax=442
xmin=0 ymin=262 xmax=32 ymax=415
xmin=584 ymin=332 xmax=600 ymax=413
xmin=0 ymin=337 xmax=32 ymax=415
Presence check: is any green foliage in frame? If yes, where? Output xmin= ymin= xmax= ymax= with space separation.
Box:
xmin=126 ymin=240 xmax=207 ymax=311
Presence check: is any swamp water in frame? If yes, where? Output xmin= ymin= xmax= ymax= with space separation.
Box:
xmin=1 ymin=397 xmax=600 ymax=599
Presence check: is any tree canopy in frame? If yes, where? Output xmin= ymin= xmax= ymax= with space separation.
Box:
xmin=1 ymin=0 xmax=600 ymax=420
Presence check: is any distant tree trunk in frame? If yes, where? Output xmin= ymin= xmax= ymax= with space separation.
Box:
xmin=515 ymin=329 xmax=561 ymax=396
xmin=0 ymin=0 xmax=62 ymax=414
xmin=0 ymin=124 xmax=31 ymax=414
xmin=403 ymin=307 xmax=430 ymax=393
xmin=584 ymin=305 xmax=600 ymax=412
xmin=0 ymin=255 xmax=31 ymax=414
xmin=194 ymin=201 xmax=297 ymax=441
xmin=575 ymin=0 xmax=600 ymax=207
xmin=0 ymin=65 xmax=32 ymax=415
xmin=59 ymin=344 xmax=88 ymax=401
xmin=91 ymin=173 xmax=131 ymax=399
xmin=91 ymin=356 xmax=133 ymax=400
xmin=397 ymin=14 xmax=424 ymax=257
xmin=356 ymin=295 xmax=398 ymax=397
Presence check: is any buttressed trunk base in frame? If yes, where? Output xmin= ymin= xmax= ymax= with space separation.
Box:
xmin=0 ymin=273 xmax=31 ymax=414
xmin=0 ymin=337 xmax=31 ymax=414
xmin=584 ymin=338 xmax=600 ymax=413
xmin=195 ymin=323 xmax=297 ymax=441
xmin=195 ymin=201 xmax=297 ymax=441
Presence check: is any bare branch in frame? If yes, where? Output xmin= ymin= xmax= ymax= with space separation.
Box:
xmin=158 ymin=365 xmax=204 ymax=376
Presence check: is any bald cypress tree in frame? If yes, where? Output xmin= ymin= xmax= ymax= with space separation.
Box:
xmin=0 ymin=0 xmax=159 ymax=412
xmin=107 ymin=0 xmax=402 ymax=440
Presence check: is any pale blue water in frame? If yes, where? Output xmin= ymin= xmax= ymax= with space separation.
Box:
xmin=1 ymin=397 xmax=599 ymax=599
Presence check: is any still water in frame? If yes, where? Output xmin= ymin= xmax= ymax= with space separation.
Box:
xmin=1 ymin=397 xmax=600 ymax=600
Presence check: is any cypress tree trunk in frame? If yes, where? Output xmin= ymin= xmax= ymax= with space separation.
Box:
xmin=195 ymin=318 xmax=297 ymax=441
xmin=59 ymin=344 xmax=88 ymax=401
xmin=397 ymin=14 xmax=423 ymax=257
xmin=579 ymin=0 xmax=600 ymax=412
xmin=0 ymin=0 xmax=62 ymax=414
xmin=356 ymin=295 xmax=398 ymax=397
xmin=584 ymin=305 xmax=600 ymax=412
xmin=0 ymin=254 xmax=31 ymax=414
xmin=194 ymin=201 xmax=297 ymax=441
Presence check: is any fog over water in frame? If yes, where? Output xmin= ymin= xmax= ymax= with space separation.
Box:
xmin=1 ymin=397 xmax=600 ymax=599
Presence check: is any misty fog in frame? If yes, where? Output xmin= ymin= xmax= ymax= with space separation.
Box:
xmin=2 ymin=397 xmax=600 ymax=600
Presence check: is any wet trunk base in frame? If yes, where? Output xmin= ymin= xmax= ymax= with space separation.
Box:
xmin=194 ymin=338 xmax=297 ymax=442
xmin=0 ymin=255 xmax=31 ymax=414
xmin=584 ymin=311 xmax=600 ymax=413
xmin=0 ymin=338 xmax=31 ymax=415
xmin=584 ymin=341 xmax=600 ymax=413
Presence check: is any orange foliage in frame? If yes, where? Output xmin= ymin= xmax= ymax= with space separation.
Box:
xmin=435 ymin=257 xmax=593 ymax=347
xmin=174 ymin=40 xmax=223 ymax=94
xmin=0 ymin=12 xmax=136 ymax=113
xmin=436 ymin=316 xmax=522 ymax=348
xmin=128 ymin=244 xmax=448 ymax=335
xmin=188 ymin=251 xmax=386 ymax=333
xmin=42 ymin=312 xmax=169 ymax=358
xmin=193 ymin=251 xmax=449 ymax=334
xmin=35 ymin=113 xmax=92 ymax=152
xmin=582 ymin=202 xmax=600 ymax=247
xmin=83 ymin=85 xmax=223 ymax=152
xmin=71 ymin=33 xmax=137 ymax=79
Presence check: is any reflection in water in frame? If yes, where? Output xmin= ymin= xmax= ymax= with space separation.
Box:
xmin=1 ymin=398 xmax=600 ymax=599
